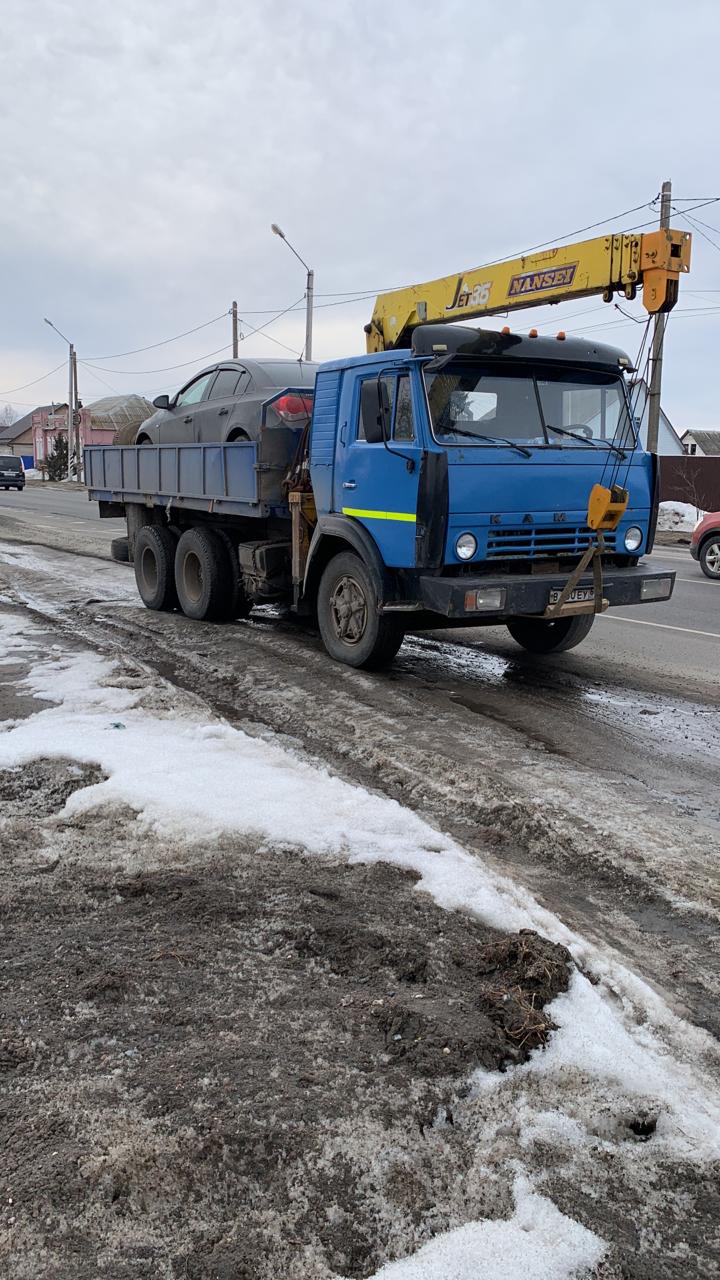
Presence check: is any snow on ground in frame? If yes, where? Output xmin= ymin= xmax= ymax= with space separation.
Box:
xmin=2 ymin=608 xmax=719 ymax=1278
xmin=368 ymin=1178 xmax=604 ymax=1280
xmin=657 ymin=500 xmax=706 ymax=532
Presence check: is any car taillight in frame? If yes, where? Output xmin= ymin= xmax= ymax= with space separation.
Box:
xmin=273 ymin=394 xmax=313 ymax=423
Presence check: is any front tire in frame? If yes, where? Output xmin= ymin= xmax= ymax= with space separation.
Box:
xmin=317 ymin=551 xmax=404 ymax=669
xmin=134 ymin=526 xmax=178 ymax=611
xmin=506 ymin=613 xmax=595 ymax=654
xmin=699 ymin=536 xmax=720 ymax=580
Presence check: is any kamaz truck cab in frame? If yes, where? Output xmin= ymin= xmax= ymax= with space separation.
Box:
xmin=303 ymin=323 xmax=672 ymax=666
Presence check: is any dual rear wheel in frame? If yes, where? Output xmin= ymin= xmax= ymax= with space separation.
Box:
xmin=133 ymin=525 xmax=249 ymax=622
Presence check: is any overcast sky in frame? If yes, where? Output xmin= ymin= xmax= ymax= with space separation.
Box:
xmin=1 ymin=0 xmax=719 ymax=428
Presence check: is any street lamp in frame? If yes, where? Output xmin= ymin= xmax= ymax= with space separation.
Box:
xmin=271 ymin=223 xmax=314 ymax=362
xmin=44 ymin=317 xmax=80 ymax=479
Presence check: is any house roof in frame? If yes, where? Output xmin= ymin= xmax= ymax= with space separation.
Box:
xmin=681 ymin=429 xmax=720 ymax=453
xmin=0 ymin=404 xmax=61 ymax=442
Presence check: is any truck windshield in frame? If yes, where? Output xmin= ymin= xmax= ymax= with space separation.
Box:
xmin=423 ymin=361 xmax=635 ymax=451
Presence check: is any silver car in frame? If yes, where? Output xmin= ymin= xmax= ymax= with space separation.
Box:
xmin=135 ymin=358 xmax=317 ymax=445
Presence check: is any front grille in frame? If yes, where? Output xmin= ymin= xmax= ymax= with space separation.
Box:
xmin=486 ymin=524 xmax=616 ymax=558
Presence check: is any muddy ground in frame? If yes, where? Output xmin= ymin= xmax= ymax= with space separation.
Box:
xmin=1 ymin=751 xmax=719 ymax=1279
xmin=1 ymin=756 xmax=575 ymax=1279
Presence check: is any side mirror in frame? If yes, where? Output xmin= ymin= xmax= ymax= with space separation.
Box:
xmin=152 ymin=394 xmax=171 ymax=410
xmin=360 ymin=378 xmax=391 ymax=444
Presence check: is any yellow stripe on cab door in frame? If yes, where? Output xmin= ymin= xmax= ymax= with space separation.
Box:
xmin=342 ymin=507 xmax=416 ymax=523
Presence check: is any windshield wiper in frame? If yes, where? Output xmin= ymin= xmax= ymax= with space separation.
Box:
xmin=546 ymin=423 xmax=626 ymax=459
xmin=445 ymin=427 xmax=532 ymax=458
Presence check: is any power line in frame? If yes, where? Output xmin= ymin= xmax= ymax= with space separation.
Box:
xmin=0 ymin=360 xmax=67 ymax=396
xmin=679 ymin=211 xmax=720 ymax=254
xmin=82 ymin=343 xmax=234 ymax=377
xmin=84 ymin=312 xmax=229 ymax=362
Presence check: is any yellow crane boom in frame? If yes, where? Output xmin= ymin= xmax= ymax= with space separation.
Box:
xmin=365 ymin=228 xmax=692 ymax=352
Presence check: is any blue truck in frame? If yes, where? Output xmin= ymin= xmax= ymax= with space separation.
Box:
xmin=85 ymin=321 xmax=674 ymax=668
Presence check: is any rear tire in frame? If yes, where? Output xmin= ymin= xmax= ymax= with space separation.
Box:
xmin=317 ymin=551 xmax=404 ymax=669
xmin=110 ymin=536 xmax=130 ymax=563
xmin=175 ymin=527 xmax=238 ymax=622
xmin=506 ymin=613 xmax=595 ymax=653
xmin=134 ymin=526 xmax=178 ymax=611
xmin=699 ymin=535 xmax=720 ymax=580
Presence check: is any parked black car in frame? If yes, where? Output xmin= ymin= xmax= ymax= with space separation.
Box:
xmin=0 ymin=455 xmax=25 ymax=490
xmin=134 ymin=358 xmax=318 ymax=445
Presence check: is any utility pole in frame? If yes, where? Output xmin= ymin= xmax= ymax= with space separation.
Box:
xmin=646 ymin=179 xmax=672 ymax=454
xmin=68 ymin=343 xmax=76 ymax=478
xmin=232 ymin=300 xmax=239 ymax=358
xmin=304 ymin=269 xmax=314 ymax=363
xmin=72 ymin=347 xmax=82 ymax=483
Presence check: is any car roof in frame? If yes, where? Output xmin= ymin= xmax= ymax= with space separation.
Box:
xmin=183 ymin=357 xmax=318 ymax=391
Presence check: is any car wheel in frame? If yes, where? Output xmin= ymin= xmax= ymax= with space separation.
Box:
xmin=136 ymin=434 xmax=153 ymax=445
xmin=174 ymin=527 xmax=237 ymax=621
xmin=700 ymin=535 xmax=720 ymax=579
xmin=134 ymin=526 xmax=178 ymax=611
xmin=317 ymin=551 xmax=404 ymax=669
xmin=506 ymin=613 xmax=595 ymax=653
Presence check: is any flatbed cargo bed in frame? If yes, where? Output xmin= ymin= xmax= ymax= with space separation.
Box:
xmin=84 ymin=437 xmax=298 ymax=519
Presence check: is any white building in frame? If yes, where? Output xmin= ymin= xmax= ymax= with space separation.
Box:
xmin=680 ymin=429 xmax=720 ymax=456
xmin=627 ymin=380 xmax=685 ymax=455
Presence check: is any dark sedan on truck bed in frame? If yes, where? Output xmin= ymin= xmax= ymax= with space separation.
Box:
xmin=133 ymin=358 xmax=318 ymax=445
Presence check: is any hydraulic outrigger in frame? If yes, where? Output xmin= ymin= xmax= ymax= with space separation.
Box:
xmin=365 ymin=226 xmax=692 ymax=618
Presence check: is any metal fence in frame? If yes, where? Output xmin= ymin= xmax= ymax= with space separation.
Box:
xmin=659 ymin=456 xmax=720 ymax=511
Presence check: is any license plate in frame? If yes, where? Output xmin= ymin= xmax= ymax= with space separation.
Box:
xmin=548 ymin=586 xmax=595 ymax=605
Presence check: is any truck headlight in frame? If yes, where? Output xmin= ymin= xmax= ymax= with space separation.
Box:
xmin=624 ymin=526 xmax=643 ymax=552
xmin=456 ymin=533 xmax=477 ymax=561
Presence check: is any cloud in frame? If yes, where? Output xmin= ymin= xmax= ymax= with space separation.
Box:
xmin=0 ymin=0 xmax=718 ymax=425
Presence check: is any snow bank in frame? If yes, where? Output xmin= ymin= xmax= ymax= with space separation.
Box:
xmin=364 ymin=1179 xmax=604 ymax=1280
xmin=657 ymin=500 xmax=705 ymax=532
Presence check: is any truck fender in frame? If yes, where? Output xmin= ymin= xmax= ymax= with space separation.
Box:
xmin=303 ymin=514 xmax=392 ymax=605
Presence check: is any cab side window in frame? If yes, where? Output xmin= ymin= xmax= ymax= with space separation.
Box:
xmin=357 ymin=374 xmax=416 ymax=442
xmin=358 ymin=375 xmax=394 ymax=441
xmin=393 ymin=375 xmax=415 ymax=441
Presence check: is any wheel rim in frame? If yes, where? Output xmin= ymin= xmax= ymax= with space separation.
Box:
xmin=183 ymin=550 xmax=204 ymax=603
xmin=329 ymin=574 xmax=368 ymax=645
xmin=704 ymin=542 xmax=720 ymax=576
xmin=141 ymin=546 xmax=158 ymax=592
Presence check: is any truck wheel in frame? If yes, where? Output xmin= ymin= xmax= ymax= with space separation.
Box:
xmin=134 ymin=526 xmax=178 ymax=611
xmin=317 ymin=551 xmax=404 ymax=669
xmin=110 ymin=536 xmax=130 ymax=563
xmin=699 ymin=535 xmax=720 ymax=579
xmin=175 ymin=527 xmax=237 ymax=621
xmin=506 ymin=613 xmax=595 ymax=653
xmin=215 ymin=530 xmax=252 ymax=619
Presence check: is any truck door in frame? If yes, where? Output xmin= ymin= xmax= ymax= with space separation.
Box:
xmin=337 ymin=371 xmax=422 ymax=568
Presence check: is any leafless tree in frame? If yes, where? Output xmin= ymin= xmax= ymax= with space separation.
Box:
xmin=0 ymin=404 xmax=19 ymax=427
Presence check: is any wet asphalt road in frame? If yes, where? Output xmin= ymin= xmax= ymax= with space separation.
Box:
xmin=2 ymin=483 xmax=715 ymax=697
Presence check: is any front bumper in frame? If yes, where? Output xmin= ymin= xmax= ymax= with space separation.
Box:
xmin=418 ymin=566 xmax=675 ymax=619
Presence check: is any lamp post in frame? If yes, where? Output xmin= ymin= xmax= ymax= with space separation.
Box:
xmin=44 ymin=317 xmax=80 ymax=480
xmin=271 ymin=223 xmax=314 ymax=361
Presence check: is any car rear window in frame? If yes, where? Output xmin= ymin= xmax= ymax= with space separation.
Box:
xmin=0 ymin=456 xmax=21 ymax=471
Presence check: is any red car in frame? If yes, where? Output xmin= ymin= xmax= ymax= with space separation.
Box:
xmin=690 ymin=511 xmax=720 ymax=579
